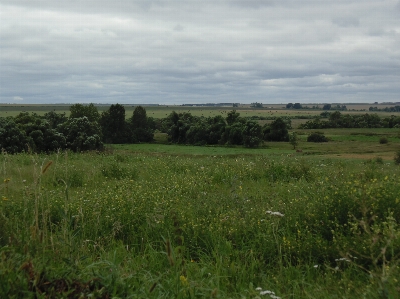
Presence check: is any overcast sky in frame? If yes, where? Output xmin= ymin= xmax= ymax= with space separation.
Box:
xmin=1 ymin=0 xmax=400 ymax=105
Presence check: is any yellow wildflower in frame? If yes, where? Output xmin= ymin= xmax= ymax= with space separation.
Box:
xmin=180 ymin=275 xmax=188 ymax=286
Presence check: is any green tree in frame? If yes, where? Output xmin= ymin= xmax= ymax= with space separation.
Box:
xmin=130 ymin=106 xmax=154 ymax=142
xmin=226 ymin=110 xmax=241 ymax=125
xmin=222 ymin=122 xmax=245 ymax=145
xmin=329 ymin=111 xmax=342 ymax=127
xmin=289 ymin=132 xmax=299 ymax=149
xmin=58 ymin=117 xmax=103 ymax=152
xmin=263 ymin=118 xmax=289 ymax=141
xmin=0 ymin=117 xmax=29 ymax=153
xmin=185 ymin=115 xmax=227 ymax=145
xmin=250 ymin=102 xmax=263 ymax=108
xmin=293 ymin=103 xmax=302 ymax=109
xmin=100 ymin=104 xmax=131 ymax=143
xmin=307 ymin=132 xmax=328 ymax=142
xmin=69 ymin=103 xmax=100 ymax=122
xmin=207 ymin=115 xmax=226 ymax=144
xmin=43 ymin=111 xmax=67 ymax=129
xmin=242 ymin=121 xmax=262 ymax=148
xmin=14 ymin=112 xmax=66 ymax=152
xmin=286 ymin=103 xmax=293 ymax=109
xmin=323 ymin=104 xmax=332 ymax=110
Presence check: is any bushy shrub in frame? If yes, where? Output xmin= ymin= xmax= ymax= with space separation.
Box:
xmin=58 ymin=117 xmax=103 ymax=152
xmin=307 ymin=132 xmax=328 ymax=142
xmin=263 ymin=118 xmax=289 ymax=141
xmin=379 ymin=137 xmax=388 ymax=144
xmin=0 ymin=117 xmax=29 ymax=153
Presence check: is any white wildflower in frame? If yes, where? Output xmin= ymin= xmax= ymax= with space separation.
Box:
xmin=266 ymin=211 xmax=284 ymax=217
xmin=260 ymin=290 xmax=274 ymax=295
xmin=255 ymin=287 xmax=262 ymax=291
xmin=313 ymin=265 xmax=319 ymax=268
xmin=335 ymin=258 xmax=351 ymax=262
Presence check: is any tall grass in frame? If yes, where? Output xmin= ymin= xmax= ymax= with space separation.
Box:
xmin=1 ymin=149 xmax=399 ymax=298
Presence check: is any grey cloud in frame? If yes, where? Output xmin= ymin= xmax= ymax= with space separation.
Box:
xmin=1 ymin=1 xmax=400 ymax=104
xmin=227 ymin=0 xmax=275 ymax=9
xmin=332 ymin=16 xmax=360 ymax=27
xmin=173 ymin=24 xmax=184 ymax=32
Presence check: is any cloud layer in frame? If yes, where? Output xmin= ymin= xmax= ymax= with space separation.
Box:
xmin=1 ymin=0 xmax=399 ymax=104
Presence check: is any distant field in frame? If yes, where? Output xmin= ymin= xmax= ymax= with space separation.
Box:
xmin=1 ymin=103 xmax=400 ymax=119
xmin=142 ymin=127 xmax=400 ymax=161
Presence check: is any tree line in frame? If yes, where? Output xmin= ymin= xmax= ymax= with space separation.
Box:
xmin=286 ymin=103 xmax=348 ymax=110
xmin=0 ymin=104 xmax=154 ymax=154
xmin=0 ymin=104 xmax=292 ymax=154
xmin=299 ymin=111 xmax=400 ymax=129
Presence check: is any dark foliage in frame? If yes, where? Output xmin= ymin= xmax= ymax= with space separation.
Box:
xmin=100 ymin=104 xmax=132 ymax=143
xmin=14 ymin=112 xmax=66 ymax=152
xmin=299 ymin=112 xmax=400 ymax=129
xmin=130 ymin=106 xmax=154 ymax=142
xmin=0 ymin=117 xmax=29 ymax=153
xmin=263 ymin=118 xmax=289 ymax=141
xmin=58 ymin=117 xmax=103 ymax=152
xmin=307 ymin=132 xmax=328 ymax=142
xmin=69 ymin=103 xmax=100 ymax=122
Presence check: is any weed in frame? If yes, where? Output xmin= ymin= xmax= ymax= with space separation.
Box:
xmin=100 ymin=161 xmax=137 ymax=180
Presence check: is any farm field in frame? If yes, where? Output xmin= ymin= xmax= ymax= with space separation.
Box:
xmin=1 ymin=133 xmax=400 ymax=298
xmin=1 ymin=104 xmax=400 ymax=120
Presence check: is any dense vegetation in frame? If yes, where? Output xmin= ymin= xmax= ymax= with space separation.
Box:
xmin=0 ymin=104 xmax=155 ymax=153
xmin=1 ymin=149 xmax=399 ymax=298
xmin=4 ymin=104 xmax=400 ymax=154
xmin=1 ymin=104 xmax=294 ymax=153
xmin=299 ymin=111 xmax=400 ymax=129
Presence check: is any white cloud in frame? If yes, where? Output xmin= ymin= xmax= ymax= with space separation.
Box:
xmin=13 ymin=96 xmax=23 ymax=101
xmin=0 ymin=0 xmax=399 ymax=104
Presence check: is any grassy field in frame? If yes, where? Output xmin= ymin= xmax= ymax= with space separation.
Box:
xmin=149 ymin=127 xmax=400 ymax=159
xmin=1 ymin=104 xmax=400 ymax=119
xmin=1 ymin=129 xmax=400 ymax=297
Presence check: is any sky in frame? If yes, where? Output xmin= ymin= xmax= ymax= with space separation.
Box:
xmin=1 ymin=0 xmax=400 ymax=105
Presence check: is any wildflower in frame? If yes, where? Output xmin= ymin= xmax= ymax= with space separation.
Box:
xmin=260 ymin=290 xmax=274 ymax=295
xmin=266 ymin=211 xmax=284 ymax=217
xmin=256 ymin=288 xmax=281 ymax=299
xmin=335 ymin=258 xmax=350 ymax=262
xmin=3 ymin=178 xmax=10 ymax=183
xmin=313 ymin=265 xmax=319 ymax=268
xmin=2 ymin=196 xmax=8 ymax=201
xmin=180 ymin=275 xmax=188 ymax=286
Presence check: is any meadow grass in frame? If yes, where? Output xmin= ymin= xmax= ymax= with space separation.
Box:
xmin=1 ymin=145 xmax=400 ymax=298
